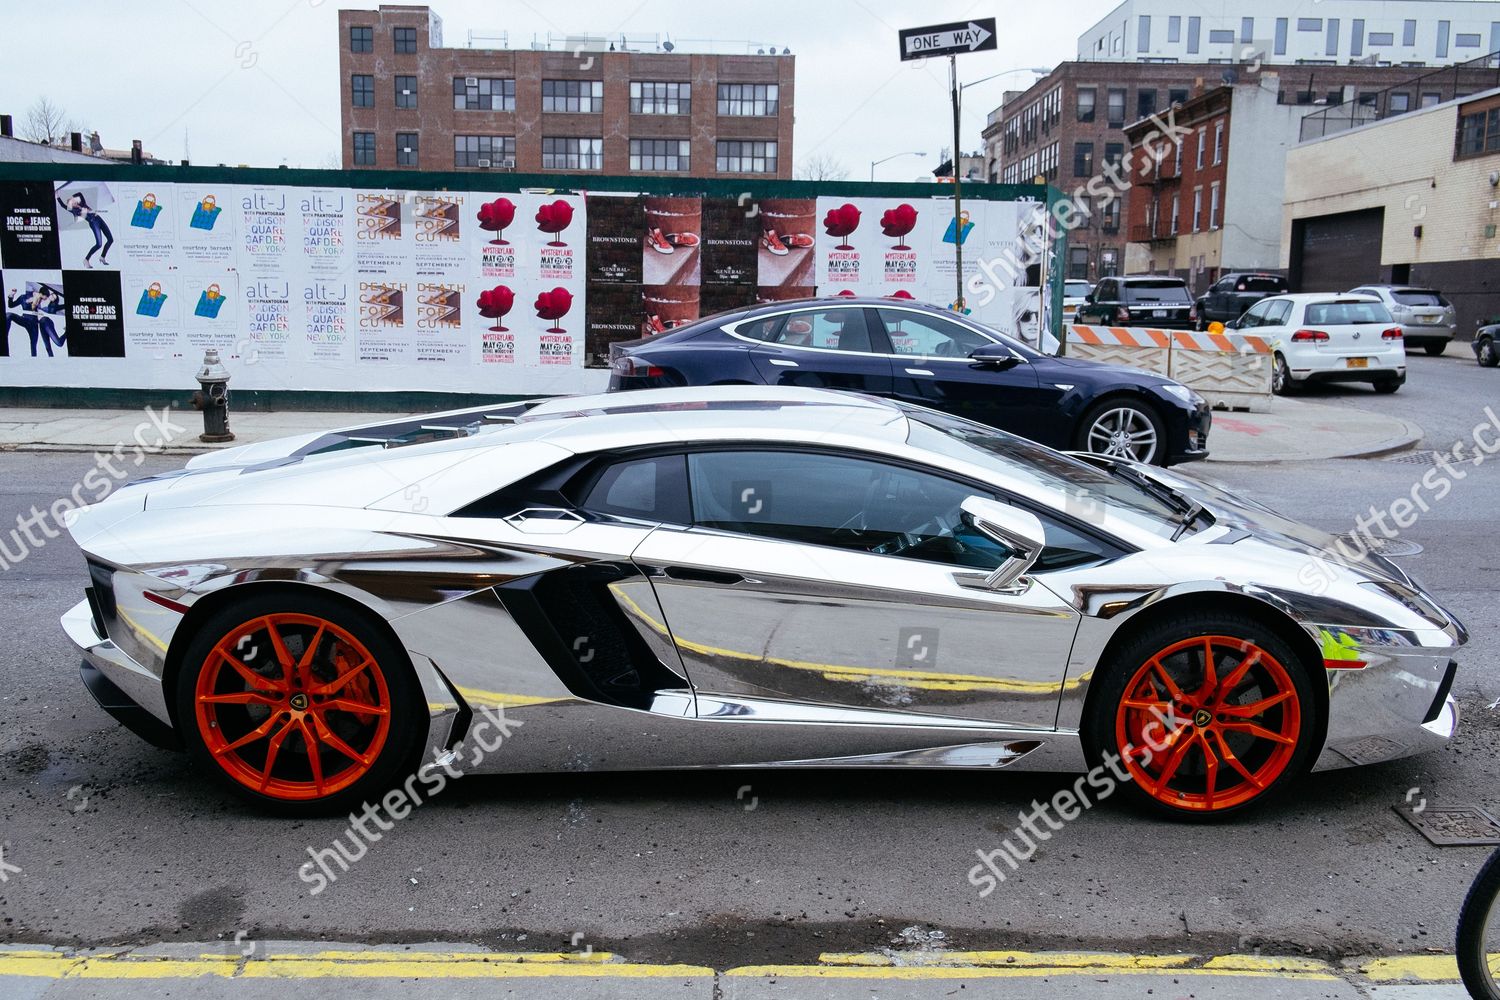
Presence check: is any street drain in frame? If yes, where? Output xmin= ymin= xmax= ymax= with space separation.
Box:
xmin=1332 ymin=532 xmax=1425 ymax=558
xmin=1395 ymin=804 xmax=1500 ymax=846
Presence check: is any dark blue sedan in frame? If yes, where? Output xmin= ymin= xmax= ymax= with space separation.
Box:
xmin=607 ymin=297 xmax=1210 ymax=466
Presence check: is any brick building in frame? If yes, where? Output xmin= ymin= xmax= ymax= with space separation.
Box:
xmin=337 ymin=5 xmax=795 ymax=178
xmin=982 ymin=60 xmax=1486 ymax=282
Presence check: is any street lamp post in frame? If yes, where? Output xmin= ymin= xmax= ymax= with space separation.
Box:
xmin=870 ymin=150 xmax=928 ymax=182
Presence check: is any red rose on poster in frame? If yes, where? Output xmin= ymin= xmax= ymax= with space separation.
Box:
xmin=888 ymin=289 xmax=915 ymax=299
xmin=535 ymin=286 xmax=574 ymax=332
xmin=836 ymin=289 xmax=857 ymax=297
xmin=477 ymin=285 xmax=515 ymax=331
xmin=880 ymin=203 xmax=918 ymax=250
xmin=477 ymin=198 xmax=516 ymax=245
xmin=823 ymin=202 xmax=861 ymax=250
xmin=535 ymin=200 xmax=575 ymax=246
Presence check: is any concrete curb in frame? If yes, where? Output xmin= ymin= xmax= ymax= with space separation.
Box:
xmin=1207 ymin=416 xmax=1424 ymax=465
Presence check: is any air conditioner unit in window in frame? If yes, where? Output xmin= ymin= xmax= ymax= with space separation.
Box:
xmin=477 ymin=158 xmax=492 ymax=167
xmin=465 ymin=76 xmax=479 ymax=86
xmin=499 ymin=158 xmax=516 ymax=169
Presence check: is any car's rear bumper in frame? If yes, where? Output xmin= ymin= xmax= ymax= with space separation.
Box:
xmin=1398 ymin=323 xmax=1456 ymax=343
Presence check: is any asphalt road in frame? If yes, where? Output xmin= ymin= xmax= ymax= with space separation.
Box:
xmin=0 ymin=351 xmax=1495 ymax=971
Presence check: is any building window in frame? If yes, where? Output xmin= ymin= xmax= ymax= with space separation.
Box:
xmin=1102 ymin=200 xmax=1120 ymax=233
xmin=1168 ymin=87 xmax=1188 ymax=106
xmin=1213 ymin=122 xmax=1223 ymax=164
xmin=1103 ymin=141 xmax=1124 ymax=168
xmin=541 ymin=136 xmax=603 ymax=170
xmin=1275 ymin=18 xmax=1288 ymax=54
xmin=1192 ymin=188 xmax=1202 ymax=231
xmin=542 ymin=80 xmax=604 ymax=113
xmin=716 ymin=139 xmax=778 ymax=173
xmin=1369 ymin=31 xmax=1394 ymax=46
xmin=393 ymin=27 xmax=417 ymax=53
xmin=454 ymin=135 xmax=515 ymax=168
xmin=349 ymin=26 xmax=372 ymax=53
xmin=629 ymin=138 xmax=689 ymax=171
xmin=1241 ymin=17 xmax=1254 ymax=43
xmin=351 ymin=74 xmax=374 ymax=108
xmin=1137 ymin=88 xmax=1156 ymax=119
xmin=394 ymin=75 xmax=417 ymax=109
xmin=396 ymin=132 xmax=418 ymax=166
xmin=1403 ymin=19 xmax=1417 ymax=46
xmin=1352 ymin=19 xmax=1365 ymax=56
xmin=1169 ymin=192 xmax=1180 ymax=234
xmin=1073 ymin=141 xmax=1094 ymax=177
xmin=454 ymin=77 xmax=516 ymax=111
xmin=1209 ymin=183 xmax=1220 ymax=229
xmin=353 ymin=131 xmax=375 ymax=165
xmin=1208 ymin=29 xmax=1234 ymax=44
xmin=1138 ymin=14 xmax=1151 ymax=52
xmin=1106 ymin=87 xmax=1126 ymax=125
xmin=1168 ymin=16 xmax=1181 ymax=43
xmin=1389 ymin=92 xmax=1411 ymax=113
xmin=630 ymin=81 xmax=691 ymax=115
xmin=1327 ymin=19 xmax=1340 ymax=56
xmin=1422 ymin=92 xmax=1442 ymax=108
xmin=717 ymin=83 xmax=779 ymax=116
xmin=1187 ymin=16 xmax=1201 ymax=53
xmin=1068 ymin=247 xmax=1090 ymax=280
xmin=1437 ymin=20 xmax=1450 ymax=58
xmin=1297 ymin=18 xmax=1322 ymax=31
xmin=1456 ymin=32 xmax=1482 ymax=48
xmin=1457 ymin=105 xmax=1500 ymax=158
xmin=1196 ymin=128 xmax=1206 ymax=168
xmin=1076 ymin=87 xmax=1096 ymax=122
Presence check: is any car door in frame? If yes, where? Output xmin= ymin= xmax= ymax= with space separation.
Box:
xmin=738 ymin=305 xmax=894 ymax=394
xmin=871 ymin=306 xmax=1061 ymax=435
xmin=1080 ymin=279 xmax=1113 ymax=324
xmin=1203 ymin=278 xmax=1231 ymax=320
xmin=631 ymin=448 xmax=1084 ymax=729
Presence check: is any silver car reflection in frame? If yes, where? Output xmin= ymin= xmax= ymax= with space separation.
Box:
xmin=61 ymin=386 xmax=1465 ymax=819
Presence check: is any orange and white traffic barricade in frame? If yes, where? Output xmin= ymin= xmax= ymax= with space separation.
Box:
xmin=1064 ymin=325 xmax=1171 ymax=375
xmin=1167 ymin=328 xmax=1274 ymax=411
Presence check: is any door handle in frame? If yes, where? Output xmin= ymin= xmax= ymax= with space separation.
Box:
xmin=905 ymin=367 xmax=935 ymax=376
xmin=769 ymin=359 xmax=798 ymax=367
xmin=663 ymin=566 xmax=745 ymax=585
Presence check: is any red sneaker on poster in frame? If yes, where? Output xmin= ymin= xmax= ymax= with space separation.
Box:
xmin=535 ymin=200 xmax=575 ymax=247
xmin=666 ymin=232 xmax=699 ymax=248
xmin=760 ymin=229 xmax=789 ymax=256
xmin=646 ymin=227 xmax=674 ymax=254
xmin=880 ymin=203 xmax=918 ymax=250
xmin=477 ymin=198 xmax=516 ymax=245
xmin=823 ymin=203 xmax=861 ymax=251
xmin=535 ymin=286 xmax=574 ymax=332
xmin=477 ymin=285 xmax=514 ymax=331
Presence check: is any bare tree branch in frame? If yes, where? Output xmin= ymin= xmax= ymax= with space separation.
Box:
xmin=796 ymin=153 xmax=850 ymax=182
xmin=21 ymin=97 xmax=69 ymax=145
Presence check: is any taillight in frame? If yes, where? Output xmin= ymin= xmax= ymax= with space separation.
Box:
xmin=1115 ymin=306 xmax=1132 ymax=324
xmin=1188 ymin=303 xmax=1198 ymax=321
xmin=610 ymin=356 xmax=665 ymax=378
xmin=1381 ymin=327 xmax=1403 ymax=341
xmin=1290 ymin=329 xmax=1329 ymax=342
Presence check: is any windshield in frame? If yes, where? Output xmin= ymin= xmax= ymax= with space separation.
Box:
xmin=1065 ymin=281 xmax=1093 ymax=297
xmin=1391 ymin=289 xmax=1448 ymax=307
xmin=1123 ymin=281 xmax=1191 ymax=304
xmin=1236 ymin=276 xmax=1286 ymax=293
xmin=1305 ymin=301 xmax=1394 ymax=325
xmin=961 ymin=316 xmax=1045 ymax=360
xmin=902 ymin=406 xmax=1187 ymax=539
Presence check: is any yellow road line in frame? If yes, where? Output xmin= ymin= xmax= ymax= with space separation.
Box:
xmin=818 ymin=950 xmax=1194 ymax=969
xmin=724 ymin=963 xmax=1340 ymax=981
xmin=1359 ymin=954 xmax=1463 ymax=982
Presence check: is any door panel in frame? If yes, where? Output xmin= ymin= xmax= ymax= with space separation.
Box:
xmin=746 ymin=306 xmax=893 ymax=392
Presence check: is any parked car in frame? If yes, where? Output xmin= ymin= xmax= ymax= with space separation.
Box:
xmin=1473 ymin=321 xmax=1500 ymax=367
xmin=608 ymin=296 xmax=1210 ymax=466
xmin=1074 ymin=275 xmax=1197 ymax=330
xmin=1347 ymin=285 xmax=1457 ymax=355
xmin=62 ymin=385 xmax=1466 ymax=819
xmin=1194 ymin=273 xmax=1288 ymax=330
xmin=1062 ymin=279 xmax=1094 ymax=320
xmin=1227 ymin=293 xmax=1406 ymax=395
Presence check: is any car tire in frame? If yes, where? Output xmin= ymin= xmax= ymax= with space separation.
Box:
xmin=1478 ymin=338 xmax=1499 ymax=368
xmin=1374 ymin=378 xmax=1402 ymax=394
xmin=1456 ymin=847 xmax=1500 ymax=1000
xmin=1083 ymin=610 xmax=1318 ymax=821
xmin=175 ymin=590 xmax=428 ymax=816
xmin=1272 ymin=353 xmax=1297 ymax=396
xmin=1075 ymin=397 xmax=1166 ymax=466
xmin=1424 ymin=341 xmax=1447 ymax=357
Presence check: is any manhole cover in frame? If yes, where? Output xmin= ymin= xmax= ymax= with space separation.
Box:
xmin=1334 ymin=735 xmax=1409 ymax=766
xmin=1396 ymin=805 xmax=1500 ymax=846
xmin=1384 ymin=451 xmax=1439 ymax=465
xmin=1333 ymin=532 xmax=1424 ymax=558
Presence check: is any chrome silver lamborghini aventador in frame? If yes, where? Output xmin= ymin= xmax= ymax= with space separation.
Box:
xmin=62 ymin=386 xmax=1465 ymax=818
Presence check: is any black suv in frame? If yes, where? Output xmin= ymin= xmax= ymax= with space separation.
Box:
xmin=1194 ymin=273 xmax=1288 ymax=329
xmin=1074 ymin=275 xmax=1196 ymax=329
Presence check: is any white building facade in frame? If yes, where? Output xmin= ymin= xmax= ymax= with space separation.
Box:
xmin=1079 ymin=0 xmax=1500 ymax=67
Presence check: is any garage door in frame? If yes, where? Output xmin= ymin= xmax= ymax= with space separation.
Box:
xmin=1291 ymin=208 xmax=1384 ymax=292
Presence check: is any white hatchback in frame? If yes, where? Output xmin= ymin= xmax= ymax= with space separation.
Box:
xmin=1226 ymin=293 xmax=1407 ymax=395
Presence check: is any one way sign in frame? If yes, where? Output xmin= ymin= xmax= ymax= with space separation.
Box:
xmin=898 ymin=18 xmax=998 ymax=60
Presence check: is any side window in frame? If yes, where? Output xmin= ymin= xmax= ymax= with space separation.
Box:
xmin=876 ymin=309 xmax=992 ymax=358
xmin=732 ymin=315 xmax=785 ymax=342
xmin=1239 ymin=300 xmax=1270 ymax=327
xmin=1261 ymin=299 xmax=1292 ymax=327
xmin=577 ymin=454 xmax=690 ymax=524
xmin=767 ymin=308 xmax=872 ymax=352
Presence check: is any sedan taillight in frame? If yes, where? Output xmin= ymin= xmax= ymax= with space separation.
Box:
xmin=1290 ymin=329 xmax=1329 ymax=343
xmin=610 ymin=356 xmax=664 ymax=378
xmin=1115 ymin=306 xmax=1132 ymax=324
xmin=1381 ymin=327 xmax=1404 ymax=341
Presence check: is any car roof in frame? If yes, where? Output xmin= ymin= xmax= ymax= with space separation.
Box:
xmin=1117 ymin=275 xmax=1188 ymax=283
xmin=1263 ymin=292 xmax=1382 ymax=303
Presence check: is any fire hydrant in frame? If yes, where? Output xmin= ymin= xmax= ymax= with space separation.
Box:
xmin=192 ymin=349 xmax=235 ymax=443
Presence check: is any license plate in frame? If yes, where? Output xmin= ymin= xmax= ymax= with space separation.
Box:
xmin=1347 ymin=357 xmax=1369 ymax=368
xmin=1152 ymin=310 xmax=1167 ymax=318
xmin=1417 ymin=314 xmax=1439 ymax=323
xmin=1063 ymin=305 xmax=1077 ymax=315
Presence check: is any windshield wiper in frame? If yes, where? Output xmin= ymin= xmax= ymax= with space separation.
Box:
xmin=1171 ymin=500 xmax=1211 ymax=541
xmin=1100 ymin=461 xmax=1193 ymax=515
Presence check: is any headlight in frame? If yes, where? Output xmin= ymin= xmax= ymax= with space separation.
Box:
xmin=1358 ymin=581 xmax=1448 ymax=628
xmin=1159 ymin=383 xmax=1205 ymax=408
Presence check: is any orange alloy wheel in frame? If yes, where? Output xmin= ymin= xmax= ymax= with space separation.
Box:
xmin=193 ymin=613 xmax=391 ymax=801
xmin=1114 ymin=635 xmax=1302 ymax=813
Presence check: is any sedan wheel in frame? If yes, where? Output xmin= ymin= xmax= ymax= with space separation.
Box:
xmin=1424 ymin=341 xmax=1447 ymax=357
xmin=1272 ymin=353 xmax=1295 ymax=395
xmin=1079 ymin=402 xmax=1162 ymax=465
xmin=177 ymin=594 xmax=423 ymax=813
xmin=1087 ymin=614 xmax=1315 ymax=818
xmin=1479 ymin=338 xmax=1499 ymax=368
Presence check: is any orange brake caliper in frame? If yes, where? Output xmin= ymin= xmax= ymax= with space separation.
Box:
xmin=334 ymin=649 xmax=378 ymax=725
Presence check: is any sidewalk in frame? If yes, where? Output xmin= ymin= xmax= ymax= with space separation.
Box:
xmin=0 ymin=396 xmax=1421 ymax=464
xmin=0 ymin=943 xmax=1476 ymax=998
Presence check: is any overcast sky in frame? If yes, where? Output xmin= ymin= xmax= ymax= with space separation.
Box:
xmin=1 ymin=0 xmax=1124 ymax=179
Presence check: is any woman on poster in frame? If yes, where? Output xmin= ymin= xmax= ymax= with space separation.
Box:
xmin=57 ymin=190 xmax=114 ymax=267
xmin=4 ymin=284 xmax=66 ymax=357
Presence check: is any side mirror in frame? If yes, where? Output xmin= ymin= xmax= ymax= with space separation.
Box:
xmin=958 ymin=497 xmax=1045 ymax=592
xmin=968 ymin=344 xmax=1023 ymax=371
